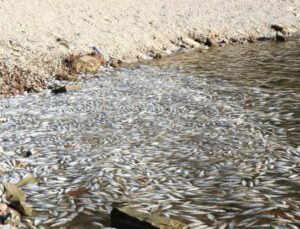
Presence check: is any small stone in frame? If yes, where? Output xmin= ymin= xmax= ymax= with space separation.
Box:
xmin=275 ymin=34 xmax=286 ymax=42
xmin=271 ymin=24 xmax=286 ymax=34
xmin=56 ymin=37 xmax=70 ymax=49
xmin=21 ymin=149 xmax=32 ymax=158
xmin=205 ymin=38 xmax=218 ymax=48
xmin=52 ymin=85 xmax=82 ymax=93
xmin=110 ymin=59 xmax=123 ymax=68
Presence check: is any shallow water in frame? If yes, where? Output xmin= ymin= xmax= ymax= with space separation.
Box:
xmin=0 ymin=38 xmax=299 ymax=228
xmin=147 ymin=38 xmax=300 ymax=147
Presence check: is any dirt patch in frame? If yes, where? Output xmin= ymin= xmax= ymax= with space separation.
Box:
xmin=0 ymin=62 xmax=47 ymax=97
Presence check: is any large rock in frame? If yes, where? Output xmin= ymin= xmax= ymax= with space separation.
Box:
xmin=111 ymin=207 xmax=188 ymax=229
xmin=73 ymin=54 xmax=105 ymax=73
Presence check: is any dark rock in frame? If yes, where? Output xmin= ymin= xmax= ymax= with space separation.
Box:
xmin=111 ymin=207 xmax=187 ymax=229
xmin=275 ymin=34 xmax=286 ymax=42
xmin=24 ymin=150 xmax=32 ymax=158
xmin=271 ymin=24 xmax=287 ymax=34
xmin=52 ymin=85 xmax=82 ymax=94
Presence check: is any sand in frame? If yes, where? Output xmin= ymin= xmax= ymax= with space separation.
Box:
xmin=0 ymin=0 xmax=299 ymax=94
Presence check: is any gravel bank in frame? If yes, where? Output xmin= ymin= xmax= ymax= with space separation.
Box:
xmin=0 ymin=0 xmax=300 ymax=96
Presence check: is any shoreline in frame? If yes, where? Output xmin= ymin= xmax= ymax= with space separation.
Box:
xmin=0 ymin=0 xmax=299 ymax=96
